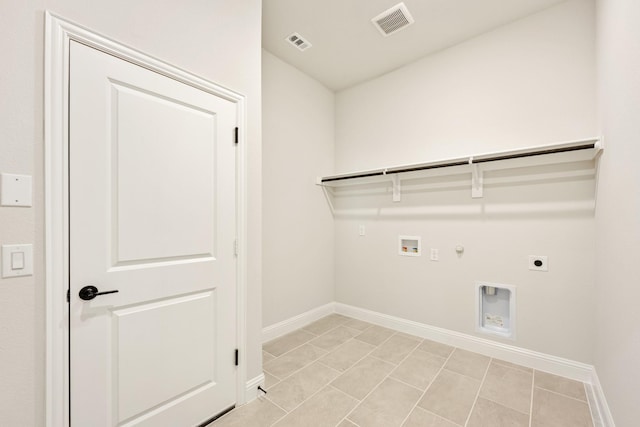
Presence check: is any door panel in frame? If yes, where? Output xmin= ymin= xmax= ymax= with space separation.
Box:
xmin=69 ymin=40 xmax=237 ymax=426
xmin=114 ymin=291 xmax=216 ymax=422
xmin=112 ymin=82 xmax=217 ymax=263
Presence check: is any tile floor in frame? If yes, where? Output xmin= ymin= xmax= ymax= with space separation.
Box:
xmin=212 ymin=314 xmax=596 ymax=427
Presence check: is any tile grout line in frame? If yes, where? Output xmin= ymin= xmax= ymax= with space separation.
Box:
xmin=263 ymin=336 xmax=321 ymax=369
xmin=263 ymin=349 xmax=278 ymax=358
xmin=268 ymin=358 xmax=343 ymax=405
xmin=336 ymin=331 xmax=421 ymax=425
xmin=479 ymin=395 xmax=530 ymax=417
xmin=352 ymin=327 xmax=397 ymax=348
xmin=329 ymin=384 xmax=364 ymax=427
xmin=368 ymin=348 xmax=416 ymax=367
xmin=305 ymin=318 xmax=358 ymax=338
xmin=262 ymin=372 xmax=281 ymax=389
xmin=389 ymin=375 xmax=430 ymax=394
xmin=528 ymin=370 xmax=536 ymax=427
xmin=263 ymin=322 xmax=356 ymax=383
xmin=255 ymin=317 xmax=369 ymax=426
xmin=263 ymin=319 xmax=398 ymax=426
xmin=304 ymin=321 xmax=374 ymax=356
xmin=266 ymin=371 xmax=346 ymax=427
xmin=338 ymin=371 xmax=391 ymax=425
xmin=263 ymin=348 xmax=325 ymax=384
xmin=315 ymin=338 xmax=377 ymax=373
xmin=264 ymin=314 xmax=353 ymax=360
xmin=462 ymin=356 xmax=492 ymax=427
xmin=468 ymin=360 xmax=532 ymax=417
xmin=263 ymin=316 xmax=373 ymax=427
xmin=397 ymin=347 xmax=459 ymax=427
xmin=263 ymin=395 xmax=290 ymax=421
xmin=323 ymin=334 xmax=384 ymax=381
xmin=381 ymin=340 xmax=427 ymax=385
xmin=534 ymin=385 xmax=591 ymax=404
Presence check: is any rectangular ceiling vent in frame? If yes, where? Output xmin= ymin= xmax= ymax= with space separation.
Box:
xmin=371 ymin=2 xmax=415 ymax=37
xmin=286 ymin=32 xmax=312 ymax=51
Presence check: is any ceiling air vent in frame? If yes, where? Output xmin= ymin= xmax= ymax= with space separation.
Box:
xmin=371 ymin=2 xmax=415 ymax=37
xmin=286 ymin=32 xmax=312 ymax=51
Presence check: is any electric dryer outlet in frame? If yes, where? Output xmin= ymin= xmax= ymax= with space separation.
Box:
xmin=528 ymin=255 xmax=548 ymax=271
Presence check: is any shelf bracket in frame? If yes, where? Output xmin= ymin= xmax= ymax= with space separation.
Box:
xmin=391 ymin=172 xmax=401 ymax=202
xmin=470 ymin=157 xmax=483 ymax=198
xmin=321 ymin=185 xmax=335 ymax=215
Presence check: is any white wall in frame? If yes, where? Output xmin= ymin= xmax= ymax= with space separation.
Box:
xmin=0 ymin=1 xmax=262 ymax=425
xmin=262 ymin=50 xmax=335 ymax=327
xmin=333 ymin=0 xmax=597 ymax=363
xmin=595 ymin=0 xmax=640 ymax=424
xmin=336 ymin=0 xmax=597 ymax=172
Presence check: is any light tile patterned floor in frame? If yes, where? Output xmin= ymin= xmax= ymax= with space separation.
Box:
xmin=212 ymin=314 xmax=596 ymax=427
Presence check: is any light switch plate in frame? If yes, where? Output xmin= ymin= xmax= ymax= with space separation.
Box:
xmin=2 ymin=244 xmax=33 ymax=278
xmin=1 ymin=173 xmax=33 ymax=206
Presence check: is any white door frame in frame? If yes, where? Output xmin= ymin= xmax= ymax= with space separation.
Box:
xmin=44 ymin=12 xmax=248 ymax=427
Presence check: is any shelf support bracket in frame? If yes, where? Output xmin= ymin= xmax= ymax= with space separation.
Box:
xmin=391 ymin=173 xmax=401 ymax=202
xmin=470 ymin=157 xmax=483 ymax=198
xmin=321 ymin=185 xmax=335 ymax=215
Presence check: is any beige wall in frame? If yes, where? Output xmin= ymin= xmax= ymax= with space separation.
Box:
xmin=335 ymin=0 xmax=596 ymax=172
xmin=262 ymin=50 xmax=336 ymax=327
xmin=333 ymin=0 xmax=597 ymax=363
xmin=595 ymin=0 xmax=640 ymax=424
xmin=0 ymin=1 xmax=262 ymax=425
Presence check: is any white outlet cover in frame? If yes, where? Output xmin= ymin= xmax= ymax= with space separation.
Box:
xmin=1 ymin=173 xmax=33 ymax=206
xmin=529 ymin=255 xmax=548 ymax=271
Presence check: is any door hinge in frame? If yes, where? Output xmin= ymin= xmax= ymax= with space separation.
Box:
xmin=234 ymin=238 xmax=238 ymax=257
xmin=66 ymin=289 xmax=70 ymax=303
xmin=235 ymin=349 xmax=239 ymax=366
xmin=234 ymin=127 xmax=239 ymax=145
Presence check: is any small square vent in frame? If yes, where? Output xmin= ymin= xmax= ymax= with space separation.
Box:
xmin=371 ymin=2 xmax=415 ymax=37
xmin=286 ymin=32 xmax=312 ymax=51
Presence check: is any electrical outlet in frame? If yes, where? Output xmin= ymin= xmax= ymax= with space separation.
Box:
xmin=430 ymin=248 xmax=439 ymax=261
xmin=529 ymin=255 xmax=548 ymax=271
xmin=359 ymin=225 xmax=365 ymax=236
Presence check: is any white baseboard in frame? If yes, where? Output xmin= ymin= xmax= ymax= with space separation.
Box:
xmin=260 ymin=301 xmax=599 ymax=385
xmin=589 ymin=369 xmax=616 ymax=427
xmin=262 ymin=302 xmax=336 ymax=343
xmin=244 ymin=373 xmax=265 ymax=404
xmin=334 ymin=302 xmax=595 ymax=384
xmin=260 ymin=302 xmax=611 ymax=422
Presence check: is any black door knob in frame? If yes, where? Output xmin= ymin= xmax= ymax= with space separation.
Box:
xmin=79 ymin=285 xmax=119 ymax=301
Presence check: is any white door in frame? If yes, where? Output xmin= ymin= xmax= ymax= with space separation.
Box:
xmin=69 ymin=40 xmax=238 ymax=426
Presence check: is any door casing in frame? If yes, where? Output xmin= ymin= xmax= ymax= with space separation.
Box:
xmin=44 ymin=12 xmax=249 ymax=427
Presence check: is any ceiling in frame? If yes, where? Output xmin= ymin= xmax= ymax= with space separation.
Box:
xmin=263 ymin=0 xmax=567 ymax=91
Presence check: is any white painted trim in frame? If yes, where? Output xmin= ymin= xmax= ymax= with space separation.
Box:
xmin=45 ymin=12 xmax=71 ymax=427
xmin=590 ymin=369 xmax=616 ymax=427
xmin=334 ymin=302 xmax=595 ymax=383
xmin=262 ymin=302 xmax=336 ymax=343
xmin=45 ymin=12 xmax=249 ymax=426
xmin=244 ymin=373 xmax=266 ymax=404
xmin=233 ymin=44 xmax=249 ymax=407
